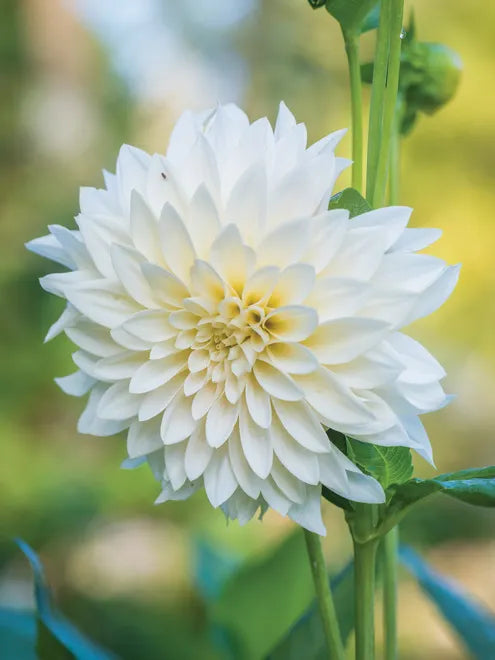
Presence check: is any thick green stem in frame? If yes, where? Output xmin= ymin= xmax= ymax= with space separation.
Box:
xmin=372 ymin=0 xmax=404 ymax=207
xmin=303 ymin=529 xmax=345 ymax=660
xmin=366 ymin=0 xmax=391 ymax=202
xmin=343 ymin=30 xmax=363 ymax=193
xmin=352 ymin=504 xmax=378 ymax=660
xmin=388 ymin=108 xmax=401 ymax=205
xmin=382 ymin=527 xmax=399 ymax=660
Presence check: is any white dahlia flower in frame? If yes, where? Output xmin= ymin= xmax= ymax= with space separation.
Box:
xmin=27 ymin=103 xmax=459 ymax=534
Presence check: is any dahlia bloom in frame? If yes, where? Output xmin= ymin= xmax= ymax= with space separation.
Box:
xmin=27 ymin=103 xmax=458 ymax=534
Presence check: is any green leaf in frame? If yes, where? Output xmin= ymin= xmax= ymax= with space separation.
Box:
xmin=380 ymin=467 xmax=495 ymax=534
xmin=346 ymin=438 xmax=413 ymax=490
xmin=360 ymin=4 xmax=380 ymax=33
xmin=16 ymin=539 xmax=115 ymax=660
xmin=328 ymin=187 xmax=371 ymax=218
xmin=212 ymin=532 xmax=314 ymax=660
xmin=400 ymin=546 xmax=495 ymax=659
xmin=267 ymin=560 xmax=355 ymax=659
xmin=325 ymin=0 xmax=377 ymax=33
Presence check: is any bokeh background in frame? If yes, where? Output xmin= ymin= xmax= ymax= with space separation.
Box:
xmin=1 ymin=0 xmax=494 ymax=658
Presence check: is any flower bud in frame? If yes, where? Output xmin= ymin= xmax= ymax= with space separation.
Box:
xmin=401 ymin=42 xmax=462 ymax=115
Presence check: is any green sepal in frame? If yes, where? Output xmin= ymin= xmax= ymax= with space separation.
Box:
xmin=378 ymin=466 xmax=495 ymax=535
xmin=325 ymin=0 xmax=377 ymax=34
xmin=328 ymin=187 xmax=371 ymax=218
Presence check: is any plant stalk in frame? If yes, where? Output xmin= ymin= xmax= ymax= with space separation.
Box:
xmin=352 ymin=504 xmax=378 ymax=660
xmin=372 ymin=0 xmax=404 ymax=207
xmin=343 ymin=30 xmax=364 ymax=193
xmin=366 ymin=0 xmax=392 ymax=202
xmin=303 ymin=529 xmax=345 ymax=660
xmin=382 ymin=527 xmax=399 ymax=660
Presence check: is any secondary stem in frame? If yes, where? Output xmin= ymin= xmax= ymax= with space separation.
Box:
xmin=366 ymin=0 xmax=391 ymax=202
xmin=343 ymin=30 xmax=363 ymax=193
xmin=372 ymin=0 xmax=404 ymax=207
xmin=303 ymin=529 xmax=345 ymax=660
xmin=382 ymin=527 xmax=399 ymax=660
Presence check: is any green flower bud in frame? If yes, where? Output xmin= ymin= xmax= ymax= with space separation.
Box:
xmin=401 ymin=42 xmax=462 ymax=115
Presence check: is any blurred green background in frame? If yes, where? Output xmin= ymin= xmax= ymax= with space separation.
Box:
xmin=1 ymin=0 xmax=494 ymax=658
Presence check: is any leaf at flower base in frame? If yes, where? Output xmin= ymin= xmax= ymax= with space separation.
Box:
xmin=379 ymin=467 xmax=495 ymax=534
xmin=267 ymin=560 xmax=355 ymax=660
xmin=212 ymin=532 xmax=314 ymax=660
xmin=400 ymin=546 xmax=495 ymax=659
xmin=324 ymin=0 xmax=378 ymax=34
xmin=360 ymin=3 xmax=380 ymax=33
xmin=328 ymin=187 xmax=372 ymax=218
xmin=346 ymin=438 xmax=414 ymax=491
xmin=16 ymin=539 xmax=115 ymax=660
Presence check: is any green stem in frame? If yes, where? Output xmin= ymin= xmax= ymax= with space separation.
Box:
xmin=388 ymin=106 xmax=401 ymax=205
xmin=372 ymin=0 xmax=404 ymax=207
xmin=303 ymin=529 xmax=345 ymax=660
xmin=352 ymin=505 xmax=378 ymax=660
xmin=365 ymin=0 xmax=391 ymax=202
xmin=343 ymin=30 xmax=363 ymax=193
xmin=382 ymin=527 xmax=399 ymax=660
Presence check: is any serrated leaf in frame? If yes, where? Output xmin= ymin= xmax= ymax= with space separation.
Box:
xmin=400 ymin=546 xmax=495 ymax=659
xmin=328 ymin=187 xmax=372 ymax=218
xmin=379 ymin=466 xmax=495 ymax=534
xmin=325 ymin=0 xmax=377 ymax=33
xmin=267 ymin=560 xmax=355 ymax=659
xmin=346 ymin=438 xmax=414 ymax=490
xmin=16 ymin=540 xmax=115 ymax=660
xmin=212 ymin=532 xmax=314 ymax=660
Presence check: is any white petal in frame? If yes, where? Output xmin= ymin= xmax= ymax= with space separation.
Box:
xmin=350 ymin=206 xmax=412 ymax=249
xmin=210 ymin=224 xmax=255 ymax=294
xmin=242 ymin=266 xmax=279 ymax=306
xmin=192 ymin=381 xmax=219 ymax=420
xmin=269 ymin=264 xmax=315 ymax=307
xmin=245 ymin=375 xmax=272 ymax=428
xmin=55 ymin=370 xmax=95 ymax=396
xmin=122 ymin=310 xmax=176 ymax=343
xmin=129 ymin=352 xmax=188 ymax=394
xmin=265 ymin=305 xmax=318 ymax=342
xmin=404 ymin=264 xmax=460 ymax=325
xmin=138 ymin=372 xmax=186 ymax=421
xmin=225 ymin=162 xmax=267 ymax=242
xmin=390 ymin=227 xmax=442 ymax=252
xmin=295 ymin=368 xmax=374 ymax=428
xmin=260 ymin=479 xmax=291 ymax=516
xmin=206 ymin=396 xmax=239 ymax=448
xmin=271 ymin=456 xmax=306 ymax=504
xmin=253 ymin=360 xmax=303 ymax=401
xmin=159 ymin=203 xmax=196 ymax=282
xmin=127 ymin=417 xmax=163 ymax=458
xmin=203 ymin=447 xmax=238 ymax=507
xmin=93 ymin=351 xmax=147 ymax=381
xmin=185 ymin=421 xmax=213 ymax=480
xmin=66 ymin=320 xmax=121 ymax=357
xmin=65 ymin=280 xmax=141 ymax=329
xmin=187 ymin=184 xmax=221 ymax=258
xmin=266 ymin=342 xmax=319 ymax=375
xmin=78 ymin=385 xmax=130 ymax=436
xmin=288 ymin=486 xmax=326 ymax=536
xmin=45 ymin=304 xmax=80 ymax=342
xmin=239 ymin=402 xmax=273 ymax=479
xmin=304 ymin=317 xmax=389 ymax=365
xmin=141 ymin=263 xmax=189 ymax=308
xmin=160 ymin=392 xmax=196 ymax=445
xmin=256 ymin=219 xmax=310 ymax=269
xmin=274 ymin=101 xmax=296 ymax=140
xmin=273 ymin=418 xmax=321 ymax=486
xmin=129 ymin=190 xmax=163 ymax=263
xmin=116 ymin=144 xmax=150 ymax=213
xmin=165 ymin=442 xmax=188 ymax=490
xmin=97 ymin=380 xmax=141 ymax=420
xmin=322 ymin=226 xmax=391 ymax=281
xmin=272 ymin=400 xmax=330 ymax=453
xmin=228 ymin=427 xmax=262 ymax=498
xmin=26 ymin=233 xmax=74 ymax=269
xmin=303 ymin=210 xmax=349 ymax=273
xmin=307 ymin=278 xmax=368 ymax=322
